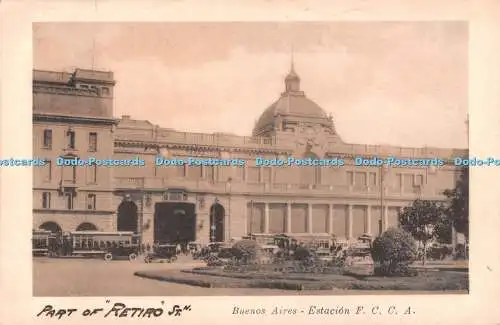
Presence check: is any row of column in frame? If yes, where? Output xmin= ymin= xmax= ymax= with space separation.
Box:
xmin=256 ymin=202 xmax=391 ymax=238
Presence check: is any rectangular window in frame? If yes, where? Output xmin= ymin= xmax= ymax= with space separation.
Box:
xmin=262 ymin=167 xmax=271 ymax=183
xmin=235 ymin=166 xmax=245 ymax=180
xmin=42 ymin=192 xmax=51 ymax=209
xmin=354 ymin=172 xmax=367 ymax=186
xmin=415 ymin=174 xmax=424 ymax=186
xmin=88 ymin=132 xmax=97 ymax=152
xmin=369 ymin=172 xmax=377 ymax=186
xmin=63 ymin=165 xmax=77 ymax=184
xmin=87 ymin=194 xmax=96 ymax=210
xmin=67 ymin=130 xmax=75 ymax=149
xmin=86 ymin=165 xmax=97 ymax=184
xmin=44 ymin=160 xmax=52 ymax=181
xmin=65 ymin=192 xmax=74 ymax=210
xmin=346 ymin=171 xmax=354 ymax=185
xmin=176 ymin=165 xmax=185 ymax=177
xmin=43 ymin=129 xmax=52 ymax=149
xmin=314 ymin=167 xmax=321 ymax=185
xmin=247 ymin=167 xmax=260 ymax=183
xmin=205 ymin=166 xmax=214 ymax=181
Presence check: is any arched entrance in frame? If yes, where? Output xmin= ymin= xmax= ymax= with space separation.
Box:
xmin=209 ymin=203 xmax=225 ymax=242
xmin=117 ymin=200 xmax=138 ymax=233
xmin=154 ymin=202 xmax=197 ymax=244
xmin=39 ymin=221 xmax=62 ymax=233
xmin=76 ymin=222 xmax=98 ymax=231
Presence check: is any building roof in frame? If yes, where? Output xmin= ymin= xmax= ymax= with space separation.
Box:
xmin=255 ymin=93 xmax=328 ymax=127
xmin=253 ymin=65 xmax=330 ymax=134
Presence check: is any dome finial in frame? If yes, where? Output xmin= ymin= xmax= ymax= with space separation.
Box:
xmin=285 ymin=45 xmax=300 ymax=92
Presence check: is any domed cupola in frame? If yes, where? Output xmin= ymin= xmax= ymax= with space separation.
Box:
xmin=252 ymin=56 xmax=338 ymax=138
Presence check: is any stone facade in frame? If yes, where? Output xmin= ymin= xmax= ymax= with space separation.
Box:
xmin=32 ymin=66 xmax=467 ymax=246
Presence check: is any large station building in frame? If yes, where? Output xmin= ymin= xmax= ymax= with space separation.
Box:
xmin=32 ymin=64 xmax=468 ymax=246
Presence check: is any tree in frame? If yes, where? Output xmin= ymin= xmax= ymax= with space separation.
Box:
xmin=399 ymin=199 xmax=443 ymax=265
xmin=433 ymin=215 xmax=453 ymax=244
xmin=443 ymin=166 xmax=469 ymax=241
xmin=371 ymin=227 xmax=418 ymax=276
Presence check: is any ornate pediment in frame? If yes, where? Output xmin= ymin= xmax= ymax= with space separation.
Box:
xmin=294 ymin=126 xmax=330 ymax=157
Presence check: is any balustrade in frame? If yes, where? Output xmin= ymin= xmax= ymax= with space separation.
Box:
xmin=113 ymin=177 xmax=443 ymax=199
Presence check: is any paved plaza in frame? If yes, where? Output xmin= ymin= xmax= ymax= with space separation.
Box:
xmin=33 ymin=257 xmax=463 ymax=296
xmin=33 ymin=257 xmax=332 ymax=296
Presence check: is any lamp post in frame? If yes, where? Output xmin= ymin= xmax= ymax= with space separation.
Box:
xmin=379 ymin=164 xmax=388 ymax=235
xmin=250 ymin=200 xmax=254 ymax=236
xmin=226 ymin=177 xmax=233 ymax=241
xmin=210 ymin=198 xmax=218 ymax=242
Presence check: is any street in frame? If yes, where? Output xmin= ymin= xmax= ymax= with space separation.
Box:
xmin=33 ymin=257 xmax=321 ymax=296
xmin=33 ymin=257 xmax=459 ymax=296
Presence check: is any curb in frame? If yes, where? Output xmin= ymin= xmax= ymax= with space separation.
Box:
xmin=134 ymin=271 xmax=213 ymax=288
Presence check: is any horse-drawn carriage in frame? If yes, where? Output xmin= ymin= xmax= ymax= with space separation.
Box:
xmin=143 ymin=244 xmax=178 ymax=263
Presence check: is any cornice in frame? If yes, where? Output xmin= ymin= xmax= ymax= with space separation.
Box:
xmin=113 ymin=140 xmax=291 ymax=155
xmin=33 ymin=114 xmax=117 ymax=125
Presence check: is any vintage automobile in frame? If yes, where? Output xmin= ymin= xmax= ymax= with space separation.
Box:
xmin=261 ymin=244 xmax=280 ymax=255
xmin=343 ymin=241 xmax=375 ymax=275
xmin=32 ymin=230 xmax=57 ymax=256
xmin=45 ymin=231 xmax=140 ymax=261
xmin=144 ymin=244 xmax=178 ymax=263
xmin=272 ymin=234 xmax=297 ymax=258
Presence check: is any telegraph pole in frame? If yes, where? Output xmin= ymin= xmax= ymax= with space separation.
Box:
xmin=379 ymin=164 xmax=385 ymax=235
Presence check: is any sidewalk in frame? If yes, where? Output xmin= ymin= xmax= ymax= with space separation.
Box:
xmin=410 ymin=260 xmax=468 ymax=272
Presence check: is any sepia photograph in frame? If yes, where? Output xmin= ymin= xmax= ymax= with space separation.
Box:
xmin=31 ymin=21 xmax=469 ymax=297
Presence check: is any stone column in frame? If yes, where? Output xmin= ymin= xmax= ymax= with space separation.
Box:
xmin=307 ymin=204 xmax=313 ymax=234
xmin=286 ymin=202 xmax=292 ymax=233
xmin=366 ymin=205 xmax=371 ymax=235
xmin=201 ymin=165 xmax=206 ymax=178
xmin=347 ymin=204 xmax=353 ymax=239
xmin=264 ymin=203 xmax=270 ymax=233
xmin=328 ymin=204 xmax=334 ymax=234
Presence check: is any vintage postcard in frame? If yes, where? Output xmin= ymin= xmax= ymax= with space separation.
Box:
xmin=1 ymin=1 xmax=500 ymax=325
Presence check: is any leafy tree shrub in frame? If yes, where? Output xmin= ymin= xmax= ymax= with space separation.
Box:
xmin=371 ymin=227 xmax=418 ymax=276
xmin=293 ymin=246 xmax=312 ymax=262
xmin=399 ymin=199 xmax=443 ymax=265
xmin=217 ymin=248 xmax=234 ymax=259
xmin=231 ymin=240 xmax=262 ymax=263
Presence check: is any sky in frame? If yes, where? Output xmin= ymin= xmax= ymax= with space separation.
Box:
xmin=33 ymin=22 xmax=468 ymax=148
